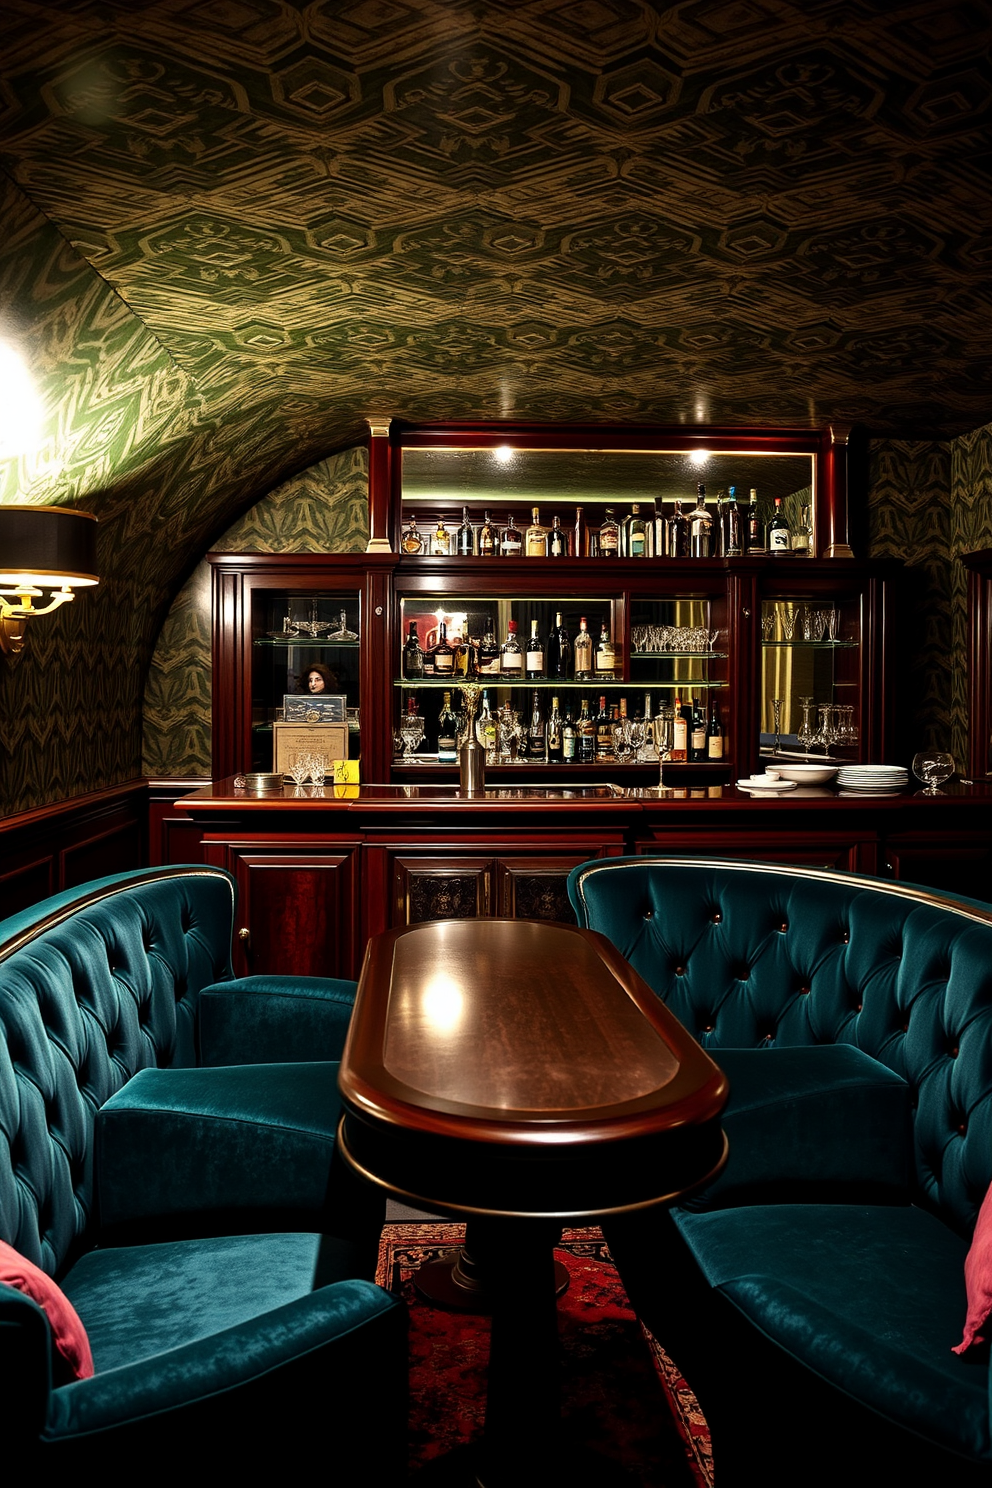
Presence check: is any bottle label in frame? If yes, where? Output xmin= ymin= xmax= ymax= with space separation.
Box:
xmin=500 ymin=656 xmax=522 ymax=672
xmin=600 ymin=531 xmax=618 ymax=554
xmin=769 ymin=528 xmax=791 ymax=552
xmin=563 ymin=732 xmax=576 ymax=760
xmin=708 ymin=735 xmax=724 ymax=759
xmin=501 ymin=537 xmax=521 ymax=554
xmin=526 ymin=648 xmax=544 ymax=672
xmin=478 ymin=655 xmax=500 ymax=675
xmin=595 ymin=652 xmax=615 ymax=672
xmin=692 ymin=727 xmax=706 ymax=751
xmin=433 ymin=654 xmax=454 ymax=673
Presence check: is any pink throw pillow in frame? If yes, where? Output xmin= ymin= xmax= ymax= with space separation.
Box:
xmin=0 ymin=1240 xmax=94 ymax=1380
xmin=954 ymin=1182 xmax=992 ymax=1355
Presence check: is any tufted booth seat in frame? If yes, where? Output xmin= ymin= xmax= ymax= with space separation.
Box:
xmin=0 ymin=866 xmax=405 ymax=1468
xmin=567 ymin=855 xmax=992 ymax=1484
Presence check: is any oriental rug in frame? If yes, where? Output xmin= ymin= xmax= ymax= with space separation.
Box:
xmin=376 ymin=1222 xmax=712 ymax=1487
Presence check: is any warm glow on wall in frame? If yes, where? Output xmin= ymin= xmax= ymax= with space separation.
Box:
xmin=0 ymin=341 xmax=43 ymax=460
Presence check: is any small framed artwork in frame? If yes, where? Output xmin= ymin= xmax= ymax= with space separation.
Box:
xmin=273 ymin=722 xmax=349 ymax=775
xmin=283 ymin=694 xmax=347 ymax=722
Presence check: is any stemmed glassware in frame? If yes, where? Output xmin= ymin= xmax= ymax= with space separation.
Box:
xmin=326 ymin=608 xmax=358 ymax=641
xmin=653 ymin=708 xmax=674 ymax=793
xmin=797 ymin=697 xmax=815 ymax=753
xmin=398 ymin=709 xmax=426 ymax=759
xmin=912 ymin=751 xmax=955 ymax=795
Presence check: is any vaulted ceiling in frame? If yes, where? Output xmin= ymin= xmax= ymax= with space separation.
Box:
xmin=2 ymin=0 xmax=990 ymax=492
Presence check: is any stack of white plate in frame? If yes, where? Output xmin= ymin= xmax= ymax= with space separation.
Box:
xmin=835 ymin=764 xmax=908 ymax=796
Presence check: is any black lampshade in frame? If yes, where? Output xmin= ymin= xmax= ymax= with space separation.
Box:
xmin=0 ymin=505 xmax=98 ymax=588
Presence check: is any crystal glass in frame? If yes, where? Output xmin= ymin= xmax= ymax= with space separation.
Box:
xmin=288 ymin=754 xmax=311 ymax=787
xmin=327 ymin=608 xmax=358 ymax=641
xmin=308 ymin=752 xmax=327 ymax=785
xmin=797 ymin=696 xmax=815 ymax=753
xmin=912 ymin=750 xmax=955 ymax=795
xmin=398 ymin=711 xmax=425 ymax=759
xmin=653 ymin=709 xmax=674 ymax=793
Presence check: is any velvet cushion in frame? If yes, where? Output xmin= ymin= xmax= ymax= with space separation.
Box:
xmin=63 ymin=1231 xmax=323 ymax=1372
xmin=681 ymin=1046 xmax=912 ymax=1210
xmin=675 ymin=1202 xmax=990 ymax=1462
xmin=0 ymin=1241 xmax=94 ymax=1381
xmin=95 ymin=1062 xmax=343 ymax=1228
xmin=954 ymin=1180 xmax=992 ymax=1354
xmin=198 ymin=975 xmax=357 ymax=1066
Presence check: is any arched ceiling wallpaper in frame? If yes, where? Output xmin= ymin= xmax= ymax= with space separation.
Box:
xmin=0 ymin=0 xmax=991 ymax=813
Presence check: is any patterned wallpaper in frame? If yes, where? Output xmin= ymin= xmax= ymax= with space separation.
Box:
xmin=142 ymin=446 xmax=368 ymax=776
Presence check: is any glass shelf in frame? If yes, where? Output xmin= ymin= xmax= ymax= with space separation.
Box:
xmin=394 ymin=678 xmax=730 ymax=690
xmin=255 ymin=637 xmax=360 ymax=648
xmin=761 ymin=640 xmax=857 ymax=649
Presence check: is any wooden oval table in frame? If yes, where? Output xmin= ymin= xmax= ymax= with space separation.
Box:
xmin=337 ymin=918 xmax=729 ymax=1485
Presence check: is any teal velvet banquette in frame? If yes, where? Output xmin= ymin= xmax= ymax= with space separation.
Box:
xmin=568 ymin=855 xmax=992 ymax=1485
xmin=0 ymin=866 xmax=405 ymax=1469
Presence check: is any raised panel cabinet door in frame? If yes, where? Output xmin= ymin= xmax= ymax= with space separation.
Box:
xmin=495 ymin=855 xmax=597 ymax=923
xmin=228 ymin=846 xmax=360 ymax=979
xmin=635 ymin=831 xmax=875 ymax=875
xmin=390 ymin=855 xmax=495 ymax=926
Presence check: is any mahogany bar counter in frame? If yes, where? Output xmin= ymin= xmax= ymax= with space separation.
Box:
xmin=173 ymin=780 xmax=992 ymax=982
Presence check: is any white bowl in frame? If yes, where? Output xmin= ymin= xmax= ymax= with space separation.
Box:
xmin=772 ymin=764 xmax=838 ymax=785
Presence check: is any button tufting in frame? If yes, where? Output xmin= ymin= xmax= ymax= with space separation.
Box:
xmin=711 ymin=911 xmax=722 ymax=924
xmin=841 ymin=930 xmax=850 ymax=944
xmin=674 ymin=966 xmax=686 ymax=977
xmin=799 ymin=985 xmax=811 ymax=996
xmin=855 ymin=1002 xmax=863 ymax=1012
xmin=702 ymin=1023 xmax=715 ymax=1033
xmin=958 ymin=1122 xmax=968 ymax=1136
xmin=643 ymin=907 xmax=654 ymax=919
xmin=778 ymin=922 xmax=788 ymax=933
xmin=950 ymin=1045 xmax=959 ymax=1058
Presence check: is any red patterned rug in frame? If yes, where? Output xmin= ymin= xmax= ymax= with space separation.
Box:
xmin=377 ymin=1222 xmax=712 ymax=1486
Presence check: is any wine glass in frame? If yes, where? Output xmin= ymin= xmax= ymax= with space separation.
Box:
xmin=912 ymin=750 xmax=955 ymax=795
xmin=653 ymin=709 xmax=674 ymax=793
xmin=288 ymin=754 xmax=311 ymax=788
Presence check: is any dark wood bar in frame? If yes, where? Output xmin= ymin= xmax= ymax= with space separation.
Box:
xmin=175 ymin=779 xmax=992 ymax=981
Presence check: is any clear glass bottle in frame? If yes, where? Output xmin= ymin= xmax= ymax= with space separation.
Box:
xmin=526 ymin=690 xmax=546 ymax=762
xmin=713 ymin=491 xmax=726 ymax=557
xmin=476 ymin=689 xmax=498 ymax=762
xmin=500 ymin=512 xmax=522 ymax=557
xmin=626 ymin=504 xmax=647 ymax=558
xmin=401 ymin=513 xmax=424 ymax=555
xmin=455 ymin=506 xmax=474 ymax=556
xmin=478 ymin=510 xmax=499 ymax=557
xmin=546 ymin=610 xmax=571 ymax=679
xmin=562 ymin=706 xmax=577 ymax=763
xmin=478 ymin=616 xmax=500 ymax=675
xmin=402 ymin=620 xmax=424 ymax=679
xmin=433 ymin=516 xmax=451 ymax=556
xmin=437 ymin=691 xmax=458 ymax=762
xmin=547 ymin=696 xmax=563 ymax=764
xmin=653 ymin=499 xmax=667 ymax=559
xmin=594 ymin=620 xmax=615 ymax=677
xmin=768 ymin=496 xmax=792 ymax=555
xmin=499 ymin=617 xmax=523 ymax=676
xmin=688 ymin=484 xmax=712 ymax=558
xmin=726 ymin=486 xmax=744 ymax=556
xmin=431 ymin=619 xmax=456 ymax=677
xmin=525 ymin=506 xmax=548 ymax=557
xmin=574 ymin=506 xmax=587 ymax=559
xmin=525 ymin=618 xmax=544 ymax=679
xmin=667 ymin=499 xmax=689 ymax=558
xmin=599 ymin=508 xmax=620 ymax=557
xmin=574 ymin=615 xmax=593 ymax=679
xmin=548 ymin=513 xmax=569 ymax=557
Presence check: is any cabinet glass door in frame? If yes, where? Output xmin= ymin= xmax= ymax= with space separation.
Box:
xmin=759 ymin=596 xmax=860 ymax=759
xmin=251 ymin=590 xmax=361 ymax=773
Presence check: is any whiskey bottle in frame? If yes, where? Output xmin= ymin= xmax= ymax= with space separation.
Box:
xmin=526 ymin=691 xmax=547 ymax=762
xmin=525 ymin=506 xmax=548 ymax=557
xmin=594 ymin=620 xmax=615 ymax=678
xmin=476 ymin=690 xmax=498 ymax=761
xmin=688 ymin=485 xmax=712 ymax=558
xmin=707 ymin=699 xmax=724 ymax=760
xmin=768 ymin=497 xmax=792 ymax=555
xmin=437 ymin=691 xmax=458 ymax=763
xmin=499 ymin=512 xmax=522 ymax=557
xmin=499 ymin=618 xmax=523 ymax=676
xmin=431 ymin=620 xmax=456 ymax=678
xmin=599 ymin=508 xmax=620 ymax=557
xmin=433 ymin=517 xmax=451 ymax=556
xmin=595 ymin=695 xmax=612 ymax=761
xmin=690 ymin=695 xmax=707 ymax=762
xmin=478 ymin=616 xmax=500 ymax=676
xmin=667 ymin=499 xmax=689 ymax=558
xmin=455 ymin=506 xmax=475 ymax=556
xmin=525 ymin=619 xmax=545 ymax=679
xmin=574 ymin=616 xmax=593 ymax=679
xmin=546 ymin=610 xmax=571 ymax=679
xmin=547 ymin=696 xmax=564 ymax=764
xmin=548 ymin=513 xmax=569 ymax=557
xmin=478 ymin=510 xmax=499 ymax=557
xmin=747 ymin=489 xmax=765 ymax=554
xmin=402 ymin=620 xmax=424 ymax=679
xmin=401 ymin=514 xmax=424 ymax=555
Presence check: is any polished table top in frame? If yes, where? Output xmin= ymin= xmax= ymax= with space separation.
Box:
xmin=338 ymin=917 xmax=729 ymax=1219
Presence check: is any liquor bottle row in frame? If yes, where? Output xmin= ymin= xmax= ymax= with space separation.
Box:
xmin=402 ymin=611 xmax=618 ymax=681
xmin=400 ymin=487 xmax=811 ymax=559
xmin=398 ymin=689 xmax=725 ymax=766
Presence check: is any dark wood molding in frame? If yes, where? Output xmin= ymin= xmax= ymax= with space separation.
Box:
xmin=0 ymin=779 xmax=147 ymax=915
xmin=963 ymin=549 xmax=992 ymax=781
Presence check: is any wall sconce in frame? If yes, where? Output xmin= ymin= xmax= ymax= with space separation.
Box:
xmin=0 ymin=505 xmax=99 ymax=657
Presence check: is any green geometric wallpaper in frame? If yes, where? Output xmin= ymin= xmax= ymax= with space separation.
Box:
xmin=142 ymin=445 xmax=368 ymax=776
